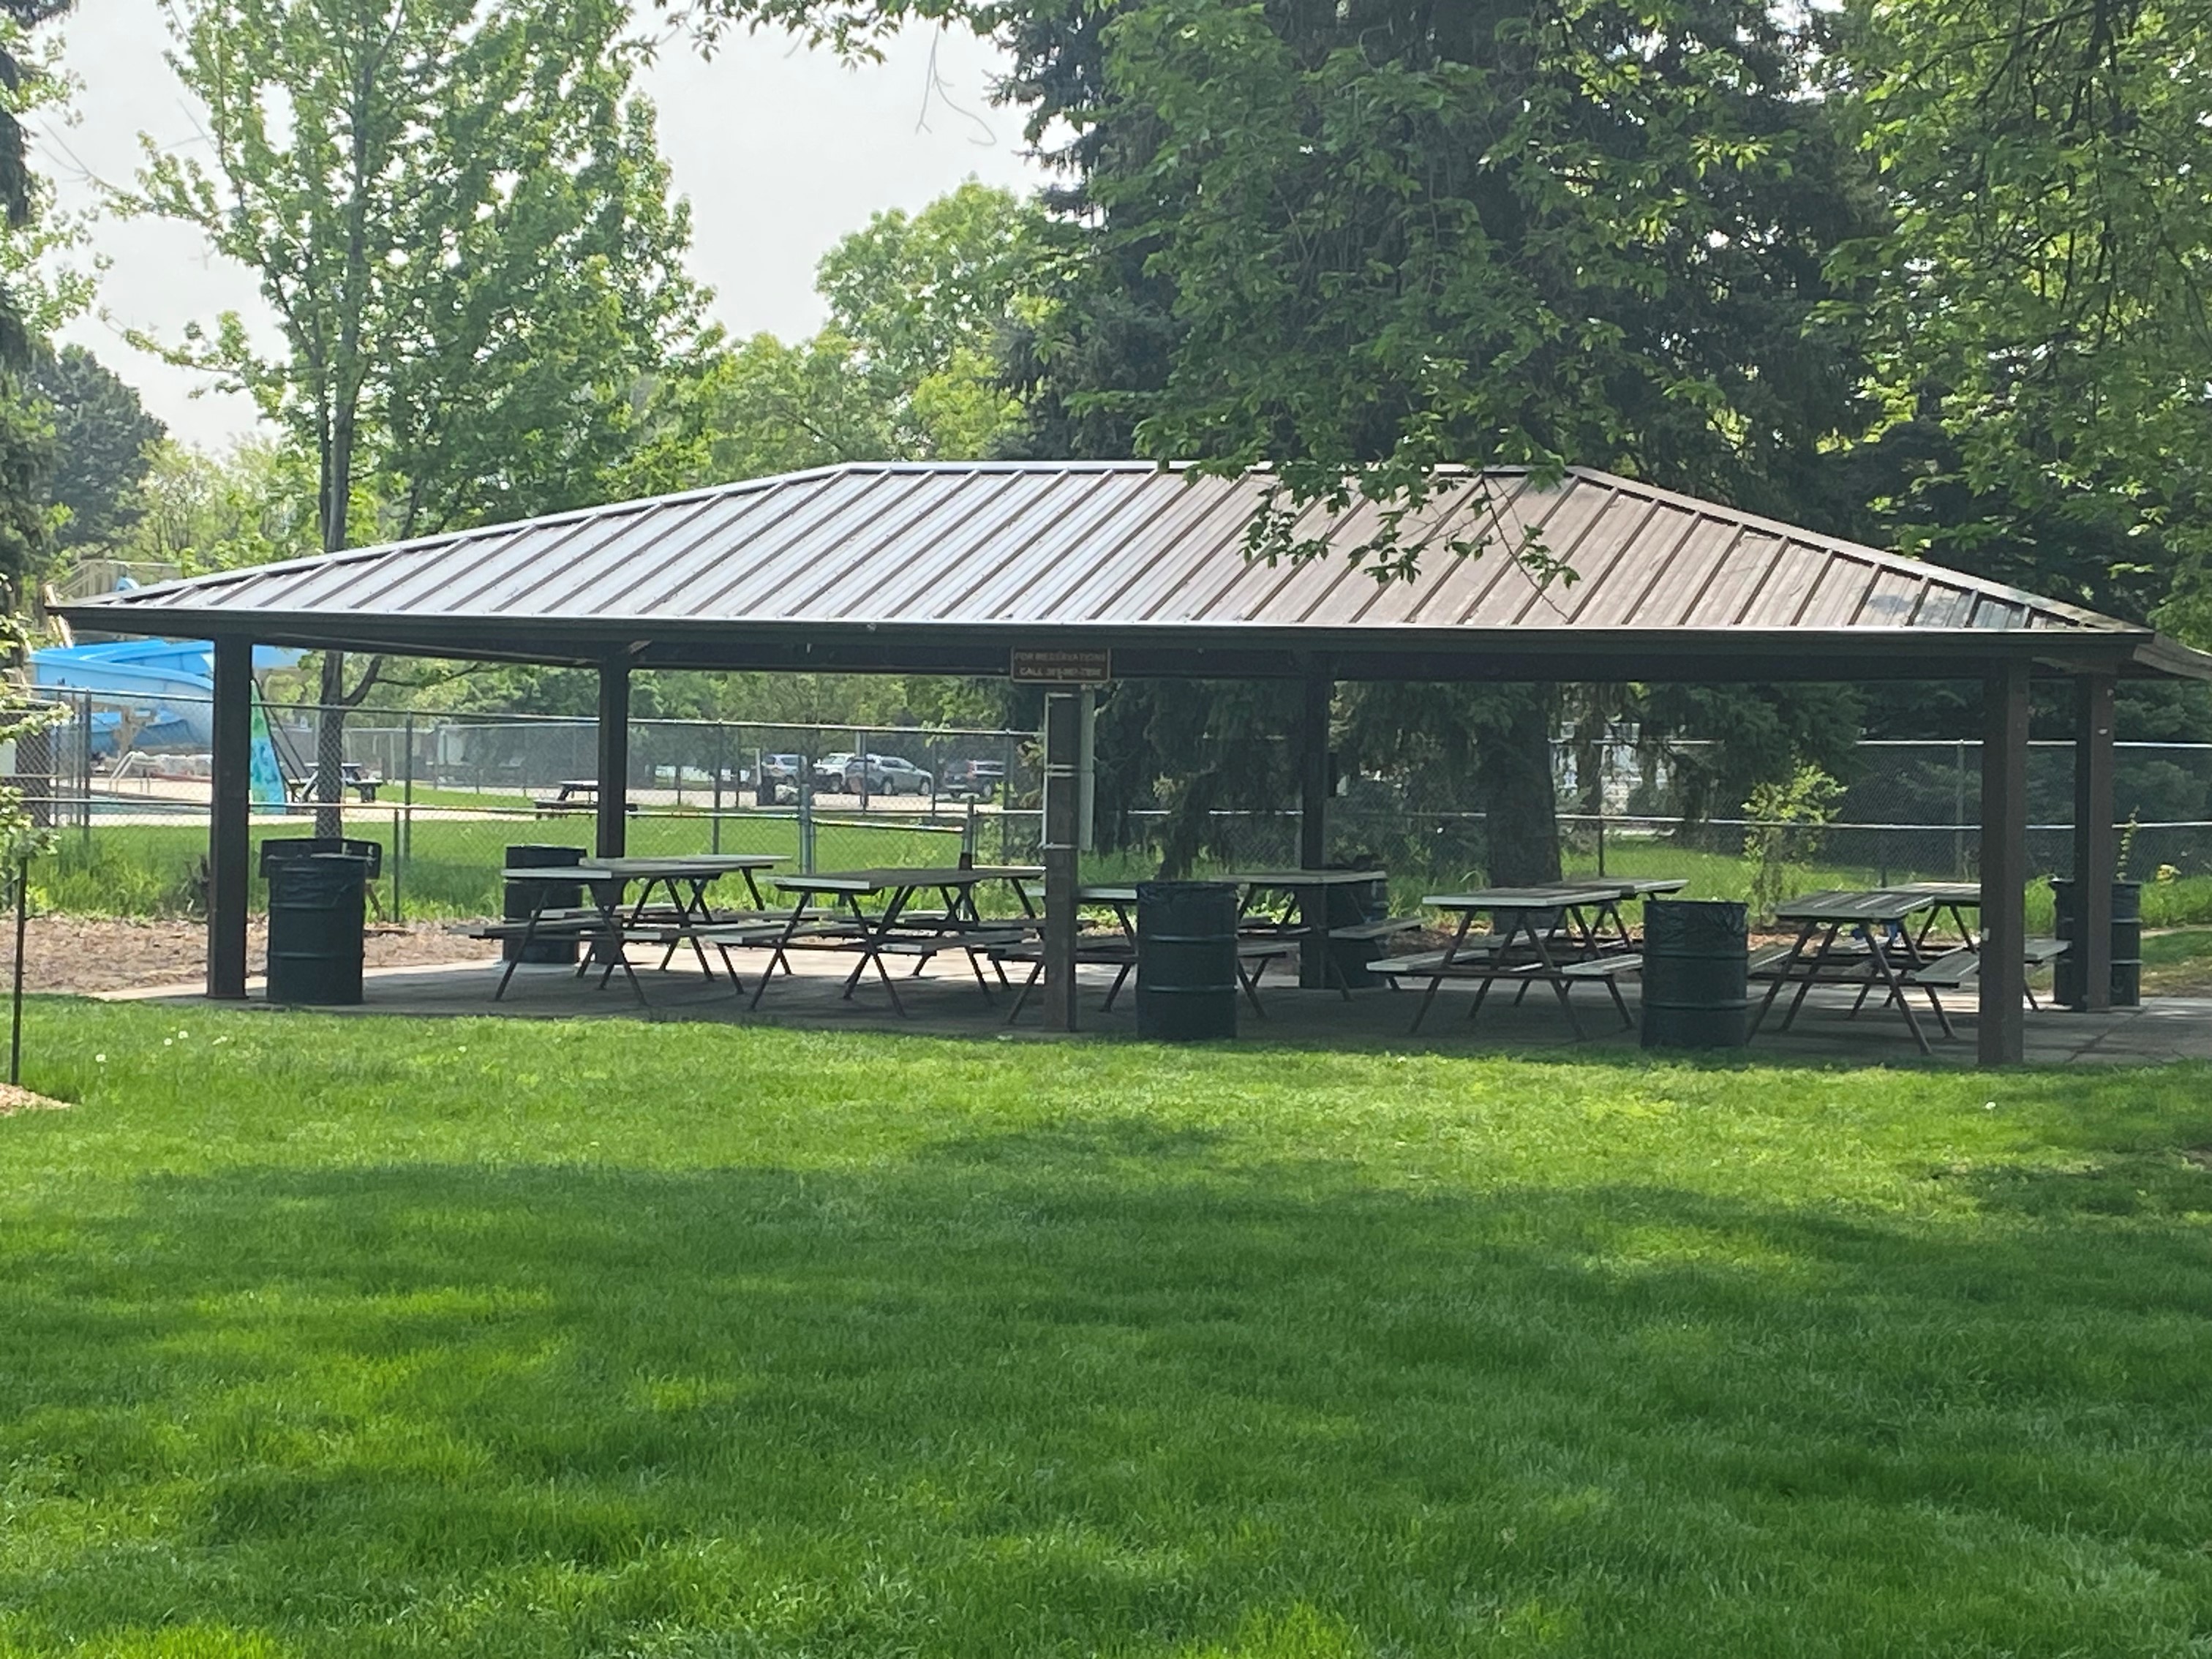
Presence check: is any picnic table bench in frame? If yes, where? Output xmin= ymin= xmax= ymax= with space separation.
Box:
xmin=757 ymin=865 xmax=1044 ymax=1015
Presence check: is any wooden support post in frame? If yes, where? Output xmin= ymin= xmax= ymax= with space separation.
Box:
xmin=2072 ymin=670 xmax=2117 ymax=1011
xmin=1977 ymin=658 xmax=2031 ymax=1065
xmin=595 ymin=655 xmax=631 ymax=859
xmin=1297 ymin=666 xmax=1332 ymax=988
xmin=208 ymin=635 xmax=252 ymax=1000
xmin=1042 ymin=691 xmax=1082 ymax=1031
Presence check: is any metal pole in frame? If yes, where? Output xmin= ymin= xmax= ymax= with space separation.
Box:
xmin=798 ymin=746 xmax=816 ymax=874
xmin=402 ymin=712 xmax=415 ymax=862
xmin=10 ymin=857 xmax=27 ymax=1087
xmin=390 ymin=806 xmax=403 ymax=922
xmin=2072 ymin=672 xmax=2118 ymax=1010
xmin=1979 ymin=660 xmax=2031 ymax=1065
xmin=1042 ymin=692 xmax=1082 ymax=1031
xmin=595 ymin=656 xmax=631 ymax=859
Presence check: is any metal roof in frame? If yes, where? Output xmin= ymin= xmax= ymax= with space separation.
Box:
xmin=53 ymin=462 xmax=2212 ymax=683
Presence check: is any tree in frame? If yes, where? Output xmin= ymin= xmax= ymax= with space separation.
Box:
xmin=1832 ymin=0 xmax=2212 ymax=647
xmin=127 ymin=0 xmax=706 ymax=830
xmin=119 ymin=438 xmax=319 ymax=573
xmin=29 ymin=345 xmax=165 ymax=555
xmin=0 ymin=0 xmax=69 ymax=371
xmin=623 ymin=181 xmax=1050 ymax=494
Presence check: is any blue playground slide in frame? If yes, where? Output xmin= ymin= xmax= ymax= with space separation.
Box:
xmin=29 ymin=639 xmax=301 ymax=802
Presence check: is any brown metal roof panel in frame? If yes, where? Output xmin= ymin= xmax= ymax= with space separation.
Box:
xmin=532 ymin=491 xmax=780 ymax=616
xmin=1464 ymin=476 xmax=1622 ymax=626
xmin=1554 ymin=495 xmax=1674 ymax=625
xmin=794 ymin=470 xmax=1077 ymax=621
xmin=1511 ymin=486 xmax=1656 ymax=625
xmin=1574 ymin=505 xmax=1716 ymax=627
xmin=623 ymin=472 xmax=857 ymax=614
xmin=1392 ymin=475 xmax=1560 ymax=626
xmin=1129 ymin=481 xmax=1344 ymax=622
xmin=638 ymin=469 xmax=916 ymax=617
xmin=1723 ymin=540 xmax=1827 ymax=627
xmin=1792 ymin=549 xmax=1881 ymax=628
xmin=602 ymin=473 xmax=905 ymax=617
xmin=1674 ymin=530 xmax=1784 ymax=626
xmin=988 ymin=473 xmax=1224 ymax=622
xmin=1201 ymin=491 xmax=1391 ymax=624
xmin=1966 ymin=592 xmax=2029 ymax=630
xmin=1855 ymin=566 xmax=1929 ymax=627
xmin=942 ymin=470 xmax=1157 ymax=619
xmin=402 ymin=509 xmax=653 ymax=615
xmin=1912 ymin=583 xmax=1976 ymax=630
xmin=1325 ymin=476 xmax=1500 ymax=626
xmin=1055 ymin=475 xmax=1260 ymax=621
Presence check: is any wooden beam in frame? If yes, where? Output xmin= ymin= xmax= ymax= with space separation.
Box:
xmin=595 ymin=656 xmax=630 ymax=859
xmin=2072 ymin=672 xmax=2117 ymax=1010
xmin=1978 ymin=659 xmax=2031 ymax=1064
xmin=1041 ymin=691 xmax=1083 ymax=1031
xmin=207 ymin=635 xmax=252 ymax=1000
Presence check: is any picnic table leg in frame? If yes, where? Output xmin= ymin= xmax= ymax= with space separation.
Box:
xmin=1865 ymin=934 xmax=1936 ymax=1052
xmin=749 ymin=890 xmax=816 ymax=1010
xmin=1410 ymin=909 xmax=1478 ymax=1034
xmin=1780 ymin=922 xmax=1843 ymax=1031
xmin=1750 ymin=921 xmax=1818 ymax=1037
xmin=843 ymin=886 xmax=913 ymax=1013
xmin=1523 ymin=922 xmax=1586 ymax=1041
xmin=492 ymin=893 xmax=551 ymax=1001
xmin=1006 ymin=959 xmax=1043 ymax=1024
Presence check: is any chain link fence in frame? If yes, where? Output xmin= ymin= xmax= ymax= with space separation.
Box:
xmin=7 ymin=694 xmax=1045 ymax=919
xmin=10 ymin=690 xmax=2212 ymax=922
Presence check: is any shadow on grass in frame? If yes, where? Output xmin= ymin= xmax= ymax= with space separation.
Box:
xmin=3 ymin=1120 xmax=2210 ymax=1655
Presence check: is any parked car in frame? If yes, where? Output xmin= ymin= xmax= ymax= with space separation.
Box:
xmin=845 ymin=753 xmax=934 ymax=796
xmin=813 ymin=752 xmax=858 ymax=794
xmin=939 ymin=758 xmax=1007 ymax=802
xmin=756 ymin=752 xmax=803 ymax=805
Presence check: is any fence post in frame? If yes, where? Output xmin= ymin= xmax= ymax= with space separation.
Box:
xmin=1953 ymin=740 xmax=1968 ymax=879
xmin=1001 ymin=730 xmax=1015 ymax=863
xmin=402 ymin=712 xmax=415 ymax=865
xmin=797 ymin=747 xmax=816 ymax=874
xmin=390 ymin=805 xmax=403 ymax=922
xmin=712 ymin=723 xmax=726 ymax=854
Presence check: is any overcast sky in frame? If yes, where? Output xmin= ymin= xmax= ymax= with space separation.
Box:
xmin=38 ymin=1 xmax=1043 ymax=448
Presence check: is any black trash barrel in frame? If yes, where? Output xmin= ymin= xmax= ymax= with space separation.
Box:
xmin=1324 ymin=871 xmax=1390 ymax=990
xmin=258 ymin=836 xmax=382 ymax=881
xmin=1136 ymin=881 xmax=1238 ymax=1041
xmin=2052 ymin=879 xmax=2143 ymax=1009
xmin=505 ymin=843 xmax=585 ymax=964
xmin=1640 ymin=898 xmax=1750 ymax=1050
xmin=264 ymin=852 xmax=368 ymax=1006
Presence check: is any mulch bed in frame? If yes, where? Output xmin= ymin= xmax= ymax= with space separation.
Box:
xmin=0 ymin=914 xmax=492 ymax=996
xmin=0 ymin=1082 xmax=68 ymax=1115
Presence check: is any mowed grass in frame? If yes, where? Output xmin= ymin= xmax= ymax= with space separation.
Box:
xmin=4 ymin=1003 xmax=2212 ymax=1657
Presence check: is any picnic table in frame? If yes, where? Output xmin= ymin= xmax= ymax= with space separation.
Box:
xmin=489 ymin=854 xmax=783 ymax=1004
xmin=533 ymin=780 xmax=640 ymax=818
xmin=1387 ymin=878 xmax=1686 ymax=1037
xmin=1750 ymin=887 xmax=1953 ymax=1053
xmin=1227 ymin=868 xmax=1414 ymax=991
xmin=756 ymin=865 xmax=1045 ymax=1015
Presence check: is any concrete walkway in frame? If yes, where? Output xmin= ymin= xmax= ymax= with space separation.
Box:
xmin=102 ymin=947 xmax=2212 ymax=1066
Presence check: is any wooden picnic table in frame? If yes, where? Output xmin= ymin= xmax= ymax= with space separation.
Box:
xmin=1750 ymin=887 xmax=1954 ymax=1053
xmin=491 ymin=854 xmax=783 ymax=1004
xmin=1397 ymin=879 xmax=1680 ymax=1037
xmin=758 ymin=865 xmax=1045 ymax=1015
xmin=1227 ymin=868 xmax=1396 ymax=990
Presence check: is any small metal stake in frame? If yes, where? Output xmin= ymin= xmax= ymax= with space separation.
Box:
xmin=10 ymin=858 xmax=29 ymax=1088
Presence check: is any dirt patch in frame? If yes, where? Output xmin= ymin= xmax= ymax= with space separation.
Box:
xmin=0 ymin=914 xmax=493 ymax=996
xmin=2183 ymin=1146 xmax=2212 ymax=1172
xmin=0 ymin=1082 xmax=69 ymax=1115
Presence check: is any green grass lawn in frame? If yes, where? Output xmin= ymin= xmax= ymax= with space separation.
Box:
xmin=4 ymin=1002 xmax=2210 ymax=1656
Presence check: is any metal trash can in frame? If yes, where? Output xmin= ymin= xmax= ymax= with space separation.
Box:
xmin=1324 ymin=870 xmax=1390 ymax=990
xmin=1136 ymin=881 xmax=1238 ymax=1041
xmin=1640 ymin=898 xmax=1750 ymax=1050
xmin=258 ymin=835 xmax=383 ymax=881
xmin=263 ymin=852 xmax=369 ymax=1006
xmin=505 ymin=843 xmax=585 ymax=964
xmin=2052 ymin=879 xmax=2143 ymax=1009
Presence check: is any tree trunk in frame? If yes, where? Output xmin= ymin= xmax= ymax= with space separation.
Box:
xmin=1478 ymin=685 xmax=1562 ymax=885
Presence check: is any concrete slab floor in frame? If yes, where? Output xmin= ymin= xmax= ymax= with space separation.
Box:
xmin=97 ymin=948 xmax=2212 ymax=1067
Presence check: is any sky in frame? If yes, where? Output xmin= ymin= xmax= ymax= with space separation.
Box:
xmin=37 ymin=0 xmax=1043 ymax=448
